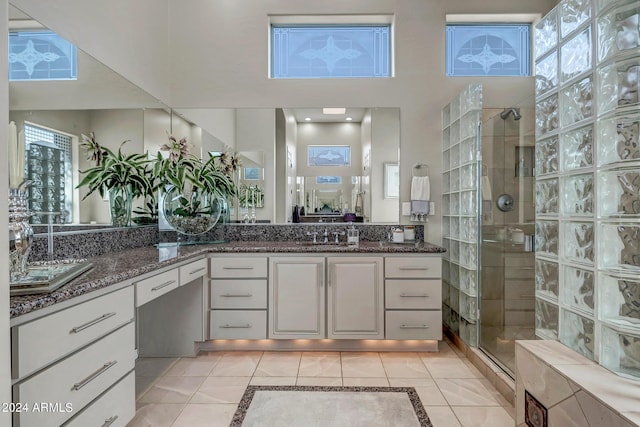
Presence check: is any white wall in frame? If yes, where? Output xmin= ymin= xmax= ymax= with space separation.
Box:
xmin=165 ymin=0 xmax=553 ymax=242
xmin=1 ymin=0 xmax=11 ymax=420
xmin=370 ymin=108 xmax=400 ymax=223
xmin=11 ymin=0 xmax=171 ymax=105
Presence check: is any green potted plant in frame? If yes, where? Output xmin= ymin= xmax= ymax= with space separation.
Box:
xmin=77 ymin=133 xmax=151 ymax=227
xmin=154 ymin=135 xmax=238 ymax=234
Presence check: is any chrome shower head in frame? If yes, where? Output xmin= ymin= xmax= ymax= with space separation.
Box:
xmin=500 ymin=107 xmax=522 ymax=121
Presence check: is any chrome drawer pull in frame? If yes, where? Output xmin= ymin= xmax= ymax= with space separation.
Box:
xmin=189 ymin=267 xmax=206 ymax=275
xmin=220 ymin=293 xmax=253 ymax=297
xmin=399 ymin=325 xmax=430 ymax=329
xmin=220 ymin=323 xmax=252 ymax=329
xmin=398 ymin=266 xmax=428 ymax=270
xmin=151 ymin=280 xmax=176 ymax=291
xmin=72 ymin=360 xmax=117 ymax=391
xmin=223 ymin=266 xmax=255 ymax=270
xmin=70 ymin=312 xmax=116 ymax=334
xmin=399 ymin=293 xmax=429 ymax=298
xmin=102 ymin=415 xmax=119 ymax=427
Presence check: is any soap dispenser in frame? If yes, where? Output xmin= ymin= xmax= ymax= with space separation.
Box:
xmin=347 ymin=224 xmax=359 ymax=247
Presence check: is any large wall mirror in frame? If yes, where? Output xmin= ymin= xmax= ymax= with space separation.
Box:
xmin=8 ymin=5 xmax=169 ymax=225
xmin=174 ymin=107 xmax=400 ymax=224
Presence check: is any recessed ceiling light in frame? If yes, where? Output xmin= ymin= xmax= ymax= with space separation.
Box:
xmin=345 ymin=117 xmax=353 ymax=121
xmin=323 ymin=107 xmax=346 ymax=115
xmin=304 ymin=117 xmax=311 ymax=121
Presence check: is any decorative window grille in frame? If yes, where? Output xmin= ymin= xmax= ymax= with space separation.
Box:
xmin=446 ymin=24 xmax=531 ymax=77
xmin=271 ymin=25 xmax=391 ymax=78
xmin=9 ymin=30 xmax=77 ymax=81
xmin=24 ymin=124 xmax=73 ymax=224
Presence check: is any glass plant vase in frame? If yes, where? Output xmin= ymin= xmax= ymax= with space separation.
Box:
xmin=163 ymin=186 xmax=223 ymax=235
xmin=108 ymin=186 xmax=132 ymax=227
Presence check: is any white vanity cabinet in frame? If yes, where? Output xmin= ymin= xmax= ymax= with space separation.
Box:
xmin=11 ymin=286 xmax=136 ymax=427
xmin=384 ymin=255 xmax=443 ymax=340
xmin=210 ymin=255 xmax=269 ymax=339
xmin=327 ymin=256 xmax=384 ymax=339
xmin=269 ymin=256 xmax=325 ymax=339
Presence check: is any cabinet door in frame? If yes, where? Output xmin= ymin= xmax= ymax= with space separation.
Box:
xmin=269 ymin=257 xmax=325 ymax=339
xmin=327 ymin=257 xmax=384 ymax=339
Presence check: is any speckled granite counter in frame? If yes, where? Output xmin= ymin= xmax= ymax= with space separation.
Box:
xmin=10 ymin=240 xmax=445 ymax=319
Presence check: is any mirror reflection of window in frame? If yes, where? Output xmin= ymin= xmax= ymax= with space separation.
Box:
xmin=307 ymin=145 xmax=351 ymax=166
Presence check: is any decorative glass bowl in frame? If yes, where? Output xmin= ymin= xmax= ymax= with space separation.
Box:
xmin=163 ymin=186 xmax=223 ymax=235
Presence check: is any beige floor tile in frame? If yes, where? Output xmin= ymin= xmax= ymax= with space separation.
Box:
xmin=435 ymin=379 xmax=502 ymax=407
xmin=128 ymin=403 xmax=185 ymax=427
xmin=388 ymin=378 xmax=449 ymax=406
xmin=298 ymin=352 xmax=342 ymax=377
xmin=136 ymin=376 xmax=156 ymax=399
xmin=135 ymin=357 xmax=179 ymax=377
xmin=381 ymin=352 xmax=431 ymax=378
xmin=253 ymin=351 xmax=301 ymax=377
xmin=164 ymin=359 xmax=218 ymax=377
xmin=296 ymin=377 xmax=343 ymax=386
xmin=190 ymin=376 xmax=250 ymax=404
xmin=419 ymin=341 xmax=460 ymax=359
xmin=194 ymin=351 xmax=225 ymax=363
xmin=424 ymin=406 xmax=462 ymax=427
xmin=171 ymin=403 xmax=237 ymax=427
xmin=209 ymin=351 xmax=262 ymax=377
xmin=451 ymin=406 xmax=514 ymax=427
xmin=341 ymin=352 xmax=386 ymax=378
xmin=138 ymin=376 xmax=206 ymax=404
xmin=250 ymin=376 xmax=297 ymax=385
xmin=422 ymin=358 xmax=484 ymax=379
xmin=342 ymin=377 xmax=389 ymax=386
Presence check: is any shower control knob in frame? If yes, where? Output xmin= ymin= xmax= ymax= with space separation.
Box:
xmin=496 ymin=194 xmax=515 ymax=212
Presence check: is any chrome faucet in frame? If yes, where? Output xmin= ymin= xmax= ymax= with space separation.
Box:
xmin=306 ymin=231 xmax=319 ymax=244
xmin=39 ymin=211 xmax=69 ymax=260
xmin=332 ymin=231 xmax=345 ymax=244
xmin=323 ymin=228 xmax=329 ymax=244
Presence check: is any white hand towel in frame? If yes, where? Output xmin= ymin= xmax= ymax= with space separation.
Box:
xmin=481 ymin=175 xmax=492 ymax=201
xmin=411 ymin=176 xmax=430 ymax=201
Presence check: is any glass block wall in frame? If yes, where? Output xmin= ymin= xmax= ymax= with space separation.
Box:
xmin=442 ymin=83 xmax=483 ymax=346
xmin=534 ymin=0 xmax=640 ymax=379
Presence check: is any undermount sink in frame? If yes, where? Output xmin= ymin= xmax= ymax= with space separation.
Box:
xmin=296 ymin=241 xmax=348 ymax=247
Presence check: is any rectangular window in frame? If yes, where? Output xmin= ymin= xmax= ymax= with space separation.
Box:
xmin=9 ymin=30 xmax=77 ymax=81
xmin=307 ymin=145 xmax=351 ymax=166
xmin=316 ymin=176 xmax=342 ymax=184
xmin=24 ymin=124 xmax=73 ymax=223
xmin=271 ymin=25 xmax=390 ymax=78
xmin=446 ymin=24 xmax=531 ymax=77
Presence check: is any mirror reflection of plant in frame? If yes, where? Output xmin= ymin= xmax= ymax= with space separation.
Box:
xmin=153 ymin=151 xmax=238 ymax=218
xmin=77 ymin=139 xmax=151 ymax=201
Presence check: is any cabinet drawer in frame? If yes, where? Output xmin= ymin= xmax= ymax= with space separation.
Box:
xmin=210 ymin=256 xmax=267 ymax=278
xmin=179 ymin=258 xmax=208 ymax=285
xmin=211 ymin=279 xmax=267 ymax=309
xmin=385 ymin=280 xmax=442 ymax=310
xmin=14 ymin=323 xmax=135 ymax=427
xmin=385 ymin=256 xmax=441 ymax=278
xmin=385 ymin=310 xmax=442 ymax=340
xmin=13 ymin=286 xmax=134 ymax=379
xmin=210 ymin=310 xmax=267 ymax=339
xmin=136 ymin=268 xmax=180 ymax=307
xmin=64 ymin=371 xmax=135 ymax=427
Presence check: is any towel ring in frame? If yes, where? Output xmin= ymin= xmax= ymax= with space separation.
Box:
xmin=412 ymin=163 xmax=429 ymax=177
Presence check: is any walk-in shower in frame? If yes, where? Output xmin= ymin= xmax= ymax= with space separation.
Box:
xmin=442 ymin=83 xmax=536 ymax=377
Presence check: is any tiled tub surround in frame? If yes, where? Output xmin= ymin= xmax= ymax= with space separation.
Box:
xmin=515 ymin=340 xmax=640 ymax=427
xmin=10 ymin=238 xmax=442 ymax=319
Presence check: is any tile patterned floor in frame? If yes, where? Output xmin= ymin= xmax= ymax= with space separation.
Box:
xmin=128 ymin=341 xmax=515 ymax=427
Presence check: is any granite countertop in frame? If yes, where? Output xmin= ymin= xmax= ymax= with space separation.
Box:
xmin=10 ymin=240 xmax=445 ymax=319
